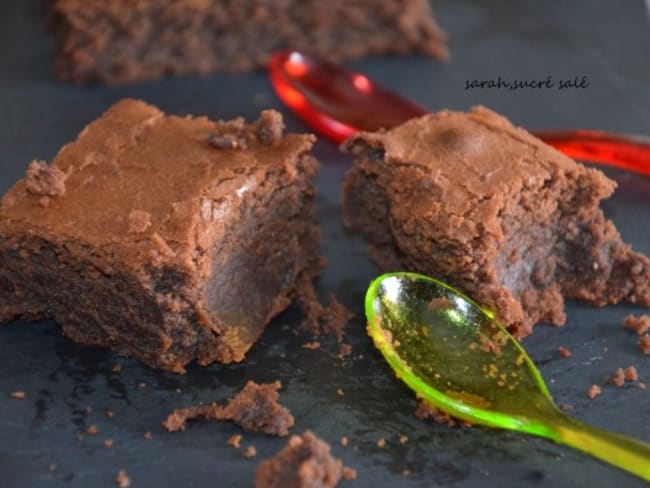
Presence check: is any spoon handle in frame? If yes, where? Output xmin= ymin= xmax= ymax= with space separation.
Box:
xmin=551 ymin=415 xmax=650 ymax=481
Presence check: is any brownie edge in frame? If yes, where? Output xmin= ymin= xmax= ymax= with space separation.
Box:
xmin=0 ymin=99 xmax=321 ymax=372
xmin=342 ymin=106 xmax=650 ymax=338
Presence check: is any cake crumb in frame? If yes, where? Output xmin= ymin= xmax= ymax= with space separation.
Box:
xmin=163 ymin=380 xmax=294 ymax=436
xmin=106 ymin=410 xmax=114 ymax=419
xmin=302 ymin=341 xmax=321 ymax=350
xmin=104 ymin=439 xmax=114 ymax=448
xmin=128 ymin=210 xmax=152 ymax=234
xmin=87 ymin=425 xmax=98 ymax=435
xmin=254 ymin=431 xmax=344 ymax=488
xmin=558 ymin=346 xmax=572 ymax=358
xmin=48 ymin=463 xmax=57 ymax=472
xmin=611 ymin=368 xmax=626 ymax=387
xmin=639 ymin=382 xmax=646 ymax=390
xmin=625 ymin=366 xmax=638 ymax=382
xmin=340 ymin=436 xmax=349 ymax=447
xmin=254 ymin=110 xmax=285 ymax=146
xmin=560 ymin=403 xmax=574 ymax=412
xmin=428 ymin=296 xmax=451 ymax=311
xmin=342 ymin=467 xmax=357 ymax=480
xmin=587 ymin=385 xmax=602 ymax=399
xmin=138 ymin=382 xmax=147 ymax=389
xmin=112 ymin=363 xmax=123 ymax=373
xmin=321 ymin=295 xmax=355 ymax=342
xmin=84 ymin=405 xmax=92 ymax=416
xmin=116 ymin=469 xmax=131 ymax=488
xmin=336 ymin=388 xmax=344 ymax=396
xmin=243 ymin=446 xmax=257 ymax=459
xmin=376 ymin=438 xmax=386 ymax=448
xmin=228 ymin=434 xmax=243 ymax=449
xmin=25 ymin=160 xmax=67 ymax=197
xmin=10 ymin=391 xmax=25 ymax=400
xmin=338 ymin=343 xmax=352 ymax=357
xmin=143 ymin=431 xmax=152 ymax=440
xmin=415 ymin=399 xmax=470 ymax=427
xmin=623 ymin=314 xmax=650 ymax=335
xmin=401 ymin=469 xmax=412 ymax=477
xmin=399 ymin=435 xmax=409 ymax=445
xmin=638 ymin=335 xmax=650 ymax=355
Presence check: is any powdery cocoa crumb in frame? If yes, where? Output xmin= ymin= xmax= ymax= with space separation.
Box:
xmin=376 ymin=438 xmax=386 ymax=448
xmin=254 ymin=431 xmax=343 ymax=488
xmin=104 ymin=439 xmax=114 ymax=448
xmin=143 ymin=431 xmax=152 ymax=440
xmin=340 ymin=436 xmax=349 ymax=447
xmin=625 ymin=366 xmax=638 ymax=382
xmin=342 ymin=467 xmax=357 ymax=480
xmin=25 ymin=160 xmax=67 ymax=197
xmin=116 ymin=469 xmax=131 ymax=488
xmin=321 ymin=295 xmax=355 ymax=342
xmin=558 ymin=346 xmax=572 ymax=358
xmin=338 ymin=343 xmax=352 ymax=357
xmin=87 ymin=425 xmax=98 ymax=435
xmin=587 ymin=385 xmax=602 ymax=399
xmin=399 ymin=435 xmax=409 ymax=445
xmin=163 ymin=381 xmax=294 ymax=436
xmin=10 ymin=391 xmax=25 ymax=400
xmin=623 ymin=314 xmax=650 ymax=335
xmin=243 ymin=446 xmax=257 ymax=459
xmin=415 ymin=399 xmax=471 ymax=427
xmin=302 ymin=341 xmax=321 ymax=350
xmin=228 ymin=434 xmax=243 ymax=449
xmin=638 ymin=335 xmax=650 ymax=355
xmin=128 ymin=210 xmax=152 ymax=234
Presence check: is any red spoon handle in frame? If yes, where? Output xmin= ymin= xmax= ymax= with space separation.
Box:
xmin=269 ymin=51 xmax=650 ymax=176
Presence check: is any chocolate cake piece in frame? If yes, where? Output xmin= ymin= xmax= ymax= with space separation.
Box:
xmin=342 ymin=106 xmax=650 ymax=338
xmin=49 ymin=0 xmax=448 ymax=85
xmin=0 ymin=99 xmax=321 ymax=372
xmin=255 ymin=431 xmax=344 ymax=488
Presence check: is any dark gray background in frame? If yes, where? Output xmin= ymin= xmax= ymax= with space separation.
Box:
xmin=1 ymin=1 xmax=650 ymax=487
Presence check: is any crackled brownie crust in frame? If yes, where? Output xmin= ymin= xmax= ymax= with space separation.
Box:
xmin=0 ymin=99 xmax=321 ymax=372
xmin=343 ymin=106 xmax=650 ymax=338
xmin=49 ymin=0 xmax=447 ymax=85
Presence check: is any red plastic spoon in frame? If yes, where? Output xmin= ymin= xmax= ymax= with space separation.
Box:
xmin=269 ymin=51 xmax=650 ymax=176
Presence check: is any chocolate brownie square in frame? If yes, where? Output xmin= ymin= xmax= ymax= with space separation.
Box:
xmin=343 ymin=106 xmax=650 ymax=337
xmin=49 ymin=0 xmax=448 ymax=85
xmin=0 ymin=99 xmax=321 ymax=372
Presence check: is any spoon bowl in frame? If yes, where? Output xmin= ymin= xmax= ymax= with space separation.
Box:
xmin=366 ymin=272 xmax=650 ymax=481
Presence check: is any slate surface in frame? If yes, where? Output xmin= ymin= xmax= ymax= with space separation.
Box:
xmin=1 ymin=1 xmax=649 ymax=487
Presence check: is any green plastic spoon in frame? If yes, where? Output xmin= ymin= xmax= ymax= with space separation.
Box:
xmin=366 ymin=271 xmax=650 ymax=481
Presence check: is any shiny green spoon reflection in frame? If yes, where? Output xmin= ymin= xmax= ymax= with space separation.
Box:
xmin=366 ymin=272 xmax=650 ymax=481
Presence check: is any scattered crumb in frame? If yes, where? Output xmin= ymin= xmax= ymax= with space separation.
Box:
xmin=639 ymin=382 xmax=647 ymax=390
xmin=338 ymin=343 xmax=352 ymax=357
xmin=611 ymin=368 xmax=626 ymax=387
xmin=84 ymin=406 xmax=93 ymax=416
xmin=321 ymin=295 xmax=355 ymax=342
xmin=638 ymin=335 xmax=650 ymax=355
xmin=296 ymin=283 xmax=354 ymax=343
xmin=106 ymin=410 xmax=114 ymax=419
xmin=478 ymin=330 xmax=508 ymax=356
xmin=112 ymin=363 xmax=123 ymax=373
xmin=399 ymin=435 xmax=409 ymax=445
xmin=163 ymin=381 xmax=294 ymax=436
xmin=625 ymin=366 xmax=638 ymax=382
xmin=87 ymin=425 xmax=98 ymax=435
xmin=48 ymin=463 xmax=57 ymax=472
xmin=558 ymin=346 xmax=572 ymax=358
xmin=302 ymin=341 xmax=321 ymax=350
xmin=228 ymin=434 xmax=243 ymax=449
xmin=415 ymin=399 xmax=471 ymax=427
xmin=116 ymin=469 xmax=131 ymax=488
xmin=143 ymin=431 xmax=152 ymax=440
xmin=254 ymin=431 xmax=344 ymax=488
xmin=401 ymin=469 xmax=412 ymax=477
xmin=138 ymin=382 xmax=147 ymax=389
xmin=587 ymin=385 xmax=602 ymax=399
xmin=342 ymin=467 xmax=357 ymax=480
xmin=336 ymin=388 xmax=344 ymax=396
xmin=340 ymin=436 xmax=349 ymax=447
xmin=10 ymin=391 xmax=25 ymax=400
xmin=243 ymin=446 xmax=257 ymax=459
xmin=376 ymin=438 xmax=386 ymax=448
xmin=623 ymin=314 xmax=650 ymax=335
xmin=560 ymin=403 xmax=574 ymax=412
xmin=428 ymin=296 xmax=451 ymax=311
xmin=104 ymin=439 xmax=114 ymax=448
